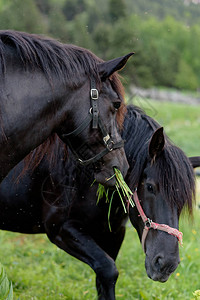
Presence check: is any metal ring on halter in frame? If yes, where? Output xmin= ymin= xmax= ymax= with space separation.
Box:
xmin=144 ymin=218 xmax=152 ymax=228
xmin=89 ymin=107 xmax=93 ymax=114
xmin=106 ymin=140 xmax=114 ymax=152
xmin=78 ymin=158 xmax=84 ymax=164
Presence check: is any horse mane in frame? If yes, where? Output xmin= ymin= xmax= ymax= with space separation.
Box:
xmin=0 ymin=30 xmax=125 ymax=97
xmin=0 ymin=30 xmax=102 ymax=87
xmin=123 ymin=105 xmax=195 ymax=215
xmin=17 ymin=134 xmax=68 ymax=181
xmin=0 ymin=31 xmax=126 ymax=170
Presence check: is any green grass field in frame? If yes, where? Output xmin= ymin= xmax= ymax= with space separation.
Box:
xmin=131 ymin=98 xmax=200 ymax=156
xmin=0 ymin=99 xmax=200 ymax=300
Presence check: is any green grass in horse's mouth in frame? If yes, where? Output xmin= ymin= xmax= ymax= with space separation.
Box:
xmin=96 ymin=168 xmax=135 ymax=231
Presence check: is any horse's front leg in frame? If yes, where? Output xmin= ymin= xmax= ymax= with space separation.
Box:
xmin=95 ymin=227 xmax=126 ymax=300
xmin=46 ymin=220 xmax=118 ymax=300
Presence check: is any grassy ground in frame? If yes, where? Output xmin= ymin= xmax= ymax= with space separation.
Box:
xmin=131 ymin=97 xmax=200 ymax=156
xmin=0 ymin=99 xmax=200 ymax=300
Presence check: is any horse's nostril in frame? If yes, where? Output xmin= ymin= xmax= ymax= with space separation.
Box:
xmin=154 ymin=255 xmax=164 ymax=272
xmin=153 ymin=254 xmax=178 ymax=275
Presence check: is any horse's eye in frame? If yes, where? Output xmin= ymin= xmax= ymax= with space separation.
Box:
xmin=147 ymin=184 xmax=154 ymax=193
xmin=113 ymin=102 xmax=121 ymax=110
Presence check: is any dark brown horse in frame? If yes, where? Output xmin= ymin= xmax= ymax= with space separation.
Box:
xmin=0 ymin=30 xmax=132 ymax=185
xmin=0 ymin=105 xmax=198 ymax=299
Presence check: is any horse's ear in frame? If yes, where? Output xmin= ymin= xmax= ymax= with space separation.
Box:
xmin=189 ymin=156 xmax=200 ymax=168
xmin=149 ymin=127 xmax=165 ymax=159
xmin=98 ymin=53 xmax=134 ymax=81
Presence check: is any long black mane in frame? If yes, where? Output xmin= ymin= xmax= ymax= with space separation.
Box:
xmin=123 ymin=105 xmax=195 ymax=214
xmin=0 ymin=30 xmax=125 ymax=102
xmin=0 ymin=30 xmax=123 ymax=95
xmin=0 ymin=30 xmax=102 ymax=87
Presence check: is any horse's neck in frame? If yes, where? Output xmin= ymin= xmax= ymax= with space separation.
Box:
xmin=0 ymin=69 xmax=72 ymax=179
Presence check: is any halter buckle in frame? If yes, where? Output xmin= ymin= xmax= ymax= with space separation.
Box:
xmin=91 ymin=88 xmax=99 ymax=100
xmin=103 ymin=134 xmax=111 ymax=144
xmin=103 ymin=134 xmax=114 ymax=152
xmin=107 ymin=141 xmax=114 ymax=152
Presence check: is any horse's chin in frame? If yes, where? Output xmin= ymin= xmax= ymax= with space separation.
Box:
xmin=94 ymin=170 xmax=116 ymax=187
xmin=145 ymin=254 xmax=179 ymax=283
xmin=146 ymin=270 xmax=170 ymax=283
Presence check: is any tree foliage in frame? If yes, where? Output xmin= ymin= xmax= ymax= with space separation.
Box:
xmin=0 ymin=0 xmax=200 ymax=90
xmin=109 ymin=0 xmax=126 ymax=22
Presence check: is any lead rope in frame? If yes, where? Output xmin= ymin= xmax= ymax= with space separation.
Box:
xmin=132 ymin=189 xmax=183 ymax=253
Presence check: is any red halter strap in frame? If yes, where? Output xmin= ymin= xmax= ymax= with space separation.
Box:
xmin=132 ymin=189 xmax=183 ymax=252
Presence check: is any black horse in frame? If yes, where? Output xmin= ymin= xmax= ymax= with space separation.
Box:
xmin=0 ymin=30 xmax=132 ymax=184
xmin=0 ymin=105 xmax=198 ymax=300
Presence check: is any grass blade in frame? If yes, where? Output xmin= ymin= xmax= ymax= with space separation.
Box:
xmin=96 ymin=168 xmax=135 ymax=229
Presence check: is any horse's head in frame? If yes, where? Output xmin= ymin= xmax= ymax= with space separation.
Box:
xmin=129 ymin=127 xmax=196 ymax=282
xmin=59 ymin=53 xmax=133 ymax=187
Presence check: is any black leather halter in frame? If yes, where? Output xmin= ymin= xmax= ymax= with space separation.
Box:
xmin=62 ymin=78 xmax=124 ymax=166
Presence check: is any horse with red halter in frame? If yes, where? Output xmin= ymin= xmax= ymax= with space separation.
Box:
xmin=0 ymin=30 xmax=132 ymax=185
xmin=0 ymin=105 xmax=198 ymax=299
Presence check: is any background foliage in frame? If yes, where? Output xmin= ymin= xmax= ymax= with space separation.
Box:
xmin=0 ymin=0 xmax=200 ymax=90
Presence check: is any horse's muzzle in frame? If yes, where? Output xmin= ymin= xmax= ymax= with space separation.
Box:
xmin=145 ymin=252 xmax=180 ymax=283
xmin=94 ymin=149 xmax=129 ymax=187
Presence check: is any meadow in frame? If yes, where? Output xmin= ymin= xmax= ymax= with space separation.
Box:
xmin=0 ymin=98 xmax=200 ymax=300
